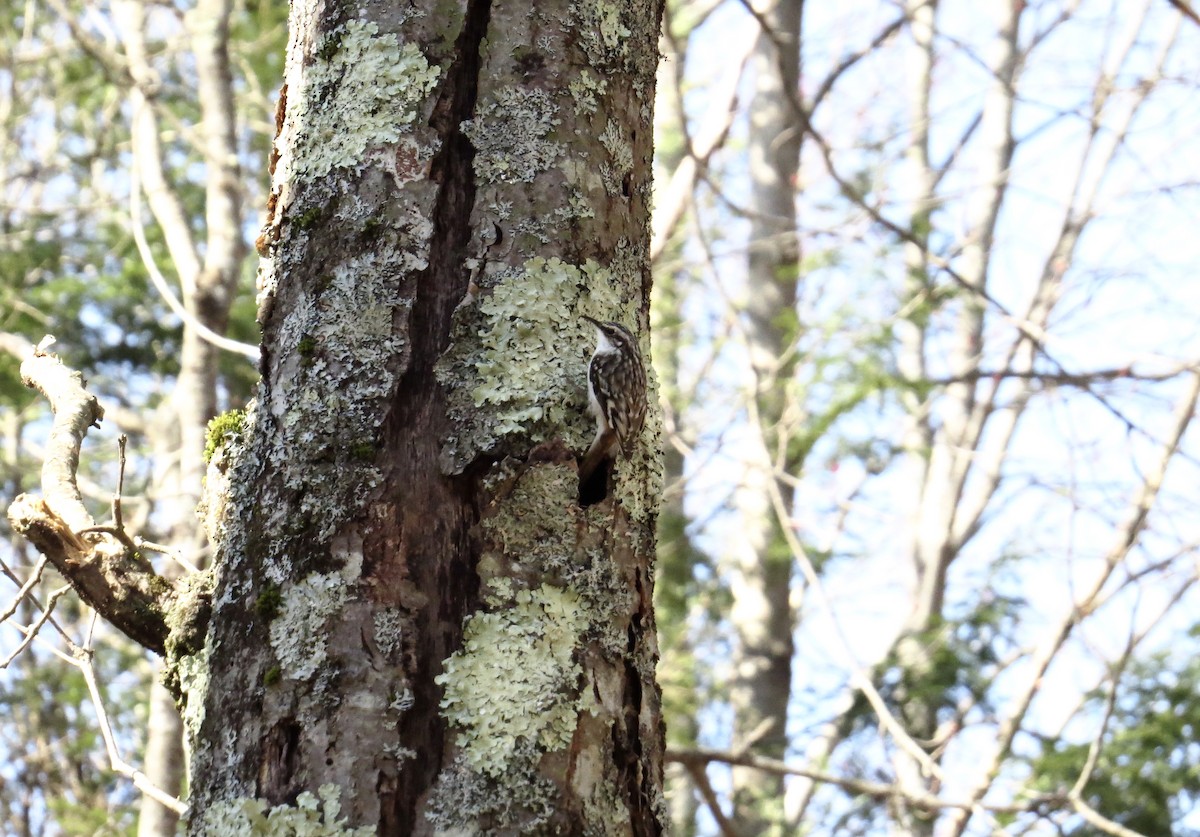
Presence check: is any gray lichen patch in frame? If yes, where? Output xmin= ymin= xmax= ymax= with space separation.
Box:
xmin=461 ymin=86 xmax=563 ymax=184
xmin=268 ymin=534 xmax=365 ymax=681
xmin=424 ymin=754 xmax=558 ymax=832
xmin=289 ymin=20 xmax=440 ymax=183
xmin=265 ymin=253 xmax=410 ymax=540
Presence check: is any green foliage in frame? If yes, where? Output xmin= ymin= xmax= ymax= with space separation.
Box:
xmin=1028 ymin=645 xmax=1200 ymax=836
xmin=847 ymin=592 xmax=1024 ymax=735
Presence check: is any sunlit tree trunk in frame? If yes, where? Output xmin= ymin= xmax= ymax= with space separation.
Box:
xmin=724 ymin=0 xmax=802 ymax=832
xmin=185 ymin=0 xmax=666 ymax=831
xmin=891 ymin=2 xmax=1019 ymax=831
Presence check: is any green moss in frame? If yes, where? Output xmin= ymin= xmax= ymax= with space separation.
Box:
xmin=204 ymin=409 xmax=246 ymax=464
xmin=255 ymin=584 xmax=283 ymax=622
xmin=361 ymin=216 xmax=384 ymax=239
xmin=349 ymin=440 xmax=375 ymax=460
xmin=294 ymin=205 xmax=323 ymax=230
xmin=263 ymin=666 xmax=282 ymax=687
xmin=297 ymin=336 xmax=317 ymax=357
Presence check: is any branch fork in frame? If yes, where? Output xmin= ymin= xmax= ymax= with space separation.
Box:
xmin=6 ymin=340 xmax=188 ymax=655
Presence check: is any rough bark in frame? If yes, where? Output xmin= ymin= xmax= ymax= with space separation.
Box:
xmin=187 ymin=0 xmax=666 ymax=832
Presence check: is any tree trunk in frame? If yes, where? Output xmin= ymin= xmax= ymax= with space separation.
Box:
xmin=726 ymin=1 xmax=802 ymax=832
xmin=186 ymin=0 xmax=666 ymax=832
xmin=119 ymin=0 xmax=246 ymax=828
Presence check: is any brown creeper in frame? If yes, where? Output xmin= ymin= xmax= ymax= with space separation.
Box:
xmin=579 ymin=315 xmax=647 ymax=482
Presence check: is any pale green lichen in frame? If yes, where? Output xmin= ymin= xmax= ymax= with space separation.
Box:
xmin=176 ymin=652 xmax=210 ymax=740
xmin=292 ymin=21 xmax=440 ymax=182
xmin=195 ymin=784 xmax=373 ymax=836
xmin=435 ymin=584 xmax=590 ymax=777
xmin=571 ymin=0 xmax=632 ymax=67
xmin=568 ymin=70 xmax=607 ymax=114
xmin=437 ymin=254 xmax=646 ymax=472
xmin=470 ymin=257 xmax=604 ymax=439
xmin=462 ymin=87 xmax=562 ymax=183
xmin=478 ymin=463 xmax=634 ymax=655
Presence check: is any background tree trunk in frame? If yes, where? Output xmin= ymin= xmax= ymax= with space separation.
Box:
xmin=725 ymin=0 xmax=802 ymax=832
xmin=187 ymin=0 xmax=667 ymax=832
xmin=116 ymin=0 xmax=246 ymax=829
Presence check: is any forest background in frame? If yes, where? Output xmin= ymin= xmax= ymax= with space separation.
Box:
xmin=2 ymin=0 xmax=1199 ymax=834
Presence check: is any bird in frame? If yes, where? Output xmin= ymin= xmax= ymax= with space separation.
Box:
xmin=578 ymin=315 xmax=647 ymax=483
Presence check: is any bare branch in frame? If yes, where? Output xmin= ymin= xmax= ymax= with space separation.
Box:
xmin=669 ymin=747 xmax=1045 ymax=817
xmin=946 ymin=370 xmax=1200 ymax=836
xmin=0 ymin=555 xmax=48 ymax=626
xmin=6 ymin=343 xmax=178 ymax=654
xmin=18 ymin=344 xmax=104 ymax=532
xmin=1166 ymin=0 xmax=1200 ymax=26
xmin=651 ymin=31 xmax=754 ymax=263
xmin=128 ymin=165 xmax=259 ymax=361
xmin=680 ymin=758 xmax=743 ymax=837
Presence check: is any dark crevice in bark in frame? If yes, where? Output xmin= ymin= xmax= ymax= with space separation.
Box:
xmin=383 ymin=0 xmax=491 ymax=830
xmin=578 ymin=459 xmax=611 ymax=506
xmin=618 ymin=575 xmax=662 ymax=835
xmin=260 ymin=718 xmax=302 ymax=805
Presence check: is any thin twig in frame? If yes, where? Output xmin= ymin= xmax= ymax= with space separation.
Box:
xmin=128 ymin=165 xmax=258 ymax=360
xmin=76 ymin=646 xmax=189 ymax=815
xmin=683 ymin=759 xmax=743 ymax=837
xmin=0 ymin=585 xmax=70 ymax=669
xmin=0 ymin=555 xmax=49 ymax=625
xmin=669 ymin=747 xmax=1046 ymax=816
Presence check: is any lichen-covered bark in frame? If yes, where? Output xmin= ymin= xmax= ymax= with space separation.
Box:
xmin=189 ymin=0 xmax=666 ymax=833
